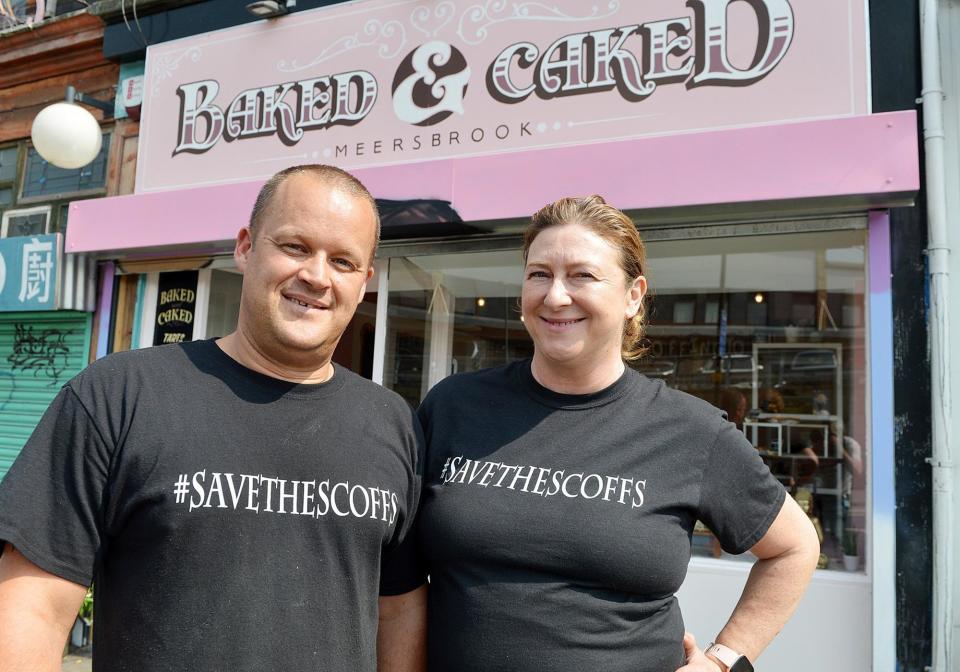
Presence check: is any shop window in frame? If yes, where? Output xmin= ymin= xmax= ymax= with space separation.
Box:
xmin=21 ymin=135 xmax=110 ymax=200
xmin=206 ymin=270 xmax=243 ymax=339
xmin=382 ymin=249 xmax=533 ymax=407
xmin=381 ymin=228 xmax=870 ymax=573
xmin=642 ymin=229 xmax=868 ymax=572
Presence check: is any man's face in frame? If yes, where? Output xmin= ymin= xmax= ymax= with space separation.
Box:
xmin=234 ymin=174 xmax=376 ymax=365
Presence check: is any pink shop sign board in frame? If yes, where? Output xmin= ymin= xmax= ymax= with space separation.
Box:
xmin=137 ymin=0 xmax=870 ymax=194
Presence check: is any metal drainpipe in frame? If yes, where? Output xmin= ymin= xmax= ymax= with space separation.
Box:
xmin=920 ymin=1 xmax=954 ymax=670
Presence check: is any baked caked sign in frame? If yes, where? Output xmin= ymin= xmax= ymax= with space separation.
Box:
xmin=137 ymin=0 xmax=867 ymax=192
xmin=173 ymin=0 xmax=793 ymax=155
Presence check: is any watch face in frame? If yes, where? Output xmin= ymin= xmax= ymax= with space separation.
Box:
xmin=730 ymin=657 xmax=754 ymax=672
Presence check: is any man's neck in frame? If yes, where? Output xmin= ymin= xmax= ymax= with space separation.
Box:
xmin=216 ymin=331 xmax=334 ymax=384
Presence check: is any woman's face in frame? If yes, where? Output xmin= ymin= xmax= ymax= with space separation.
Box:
xmin=522 ymin=222 xmax=646 ymax=369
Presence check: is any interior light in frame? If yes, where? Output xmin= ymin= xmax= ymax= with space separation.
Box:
xmin=245 ymin=0 xmax=295 ymax=18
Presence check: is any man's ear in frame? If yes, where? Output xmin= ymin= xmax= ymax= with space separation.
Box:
xmin=358 ymin=264 xmax=375 ymax=302
xmin=235 ymin=227 xmax=253 ymax=272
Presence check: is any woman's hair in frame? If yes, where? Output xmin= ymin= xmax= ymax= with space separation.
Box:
xmin=522 ymin=195 xmax=649 ymax=361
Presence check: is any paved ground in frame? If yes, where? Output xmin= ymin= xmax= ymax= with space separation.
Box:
xmin=61 ymin=646 xmax=92 ymax=672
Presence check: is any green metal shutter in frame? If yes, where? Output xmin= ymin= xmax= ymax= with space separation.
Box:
xmin=0 ymin=312 xmax=92 ymax=480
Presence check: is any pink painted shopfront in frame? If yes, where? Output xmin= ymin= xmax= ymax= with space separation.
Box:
xmin=67 ymin=2 xmax=917 ymax=669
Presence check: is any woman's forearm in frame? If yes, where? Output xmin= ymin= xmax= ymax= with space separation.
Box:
xmin=711 ymin=497 xmax=821 ymax=661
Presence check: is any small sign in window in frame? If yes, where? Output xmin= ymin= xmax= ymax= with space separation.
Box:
xmin=153 ymin=271 xmax=199 ymax=346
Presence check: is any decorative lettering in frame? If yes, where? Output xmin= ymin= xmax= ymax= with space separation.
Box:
xmin=486 ymin=2 xmax=794 ymax=100
xmin=392 ymin=41 xmax=471 ymax=126
xmin=174 ymin=80 xmax=225 ymax=155
xmin=688 ymin=0 xmax=794 ymax=87
xmin=174 ymin=71 xmax=378 ymax=154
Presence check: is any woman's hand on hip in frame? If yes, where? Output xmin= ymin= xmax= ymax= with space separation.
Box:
xmin=675 ymin=632 xmax=723 ymax=672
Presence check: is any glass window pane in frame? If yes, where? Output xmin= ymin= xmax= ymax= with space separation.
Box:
xmin=0 ymin=147 xmax=17 ymax=183
xmin=641 ymin=229 xmax=868 ymax=571
xmin=383 ymin=249 xmax=533 ymax=407
xmin=22 ymin=134 xmax=110 ymax=198
xmin=205 ymin=269 xmax=243 ymax=340
xmin=53 ymin=0 xmax=88 ymax=15
xmin=4 ymin=212 xmax=48 ymax=237
xmin=0 ymin=187 xmax=13 ymax=207
xmin=57 ymin=203 xmax=69 ymax=236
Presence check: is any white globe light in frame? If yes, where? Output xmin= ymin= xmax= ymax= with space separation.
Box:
xmin=30 ymin=102 xmax=103 ymax=169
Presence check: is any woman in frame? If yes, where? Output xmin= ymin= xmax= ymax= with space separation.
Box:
xmin=416 ymin=196 xmax=820 ymax=672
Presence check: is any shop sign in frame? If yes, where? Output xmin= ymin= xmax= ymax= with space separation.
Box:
xmin=153 ymin=271 xmax=198 ymax=345
xmin=138 ymin=0 xmax=868 ymax=193
xmin=0 ymin=234 xmax=61 ymax=312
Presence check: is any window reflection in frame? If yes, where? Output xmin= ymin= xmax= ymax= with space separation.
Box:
xmin=641 ymin=230 xmax=867 ymax=570
xmin=383 ymin=250 xmax=533 ymax=407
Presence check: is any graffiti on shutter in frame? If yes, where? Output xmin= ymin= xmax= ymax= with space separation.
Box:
xmin=0 ymin=313 xmax=90 ymax=479
xmin=6 ymin=323 xmax=76 ymax=384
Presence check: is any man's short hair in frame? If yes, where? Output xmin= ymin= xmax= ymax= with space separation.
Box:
xmin=248 ymin=165 xmax=381 ymax=260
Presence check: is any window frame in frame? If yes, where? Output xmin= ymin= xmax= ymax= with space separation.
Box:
xmin=17 ymin=135 xmax=111 ymax=205
xmin=1 ymin=205 xmax=52 ymax=238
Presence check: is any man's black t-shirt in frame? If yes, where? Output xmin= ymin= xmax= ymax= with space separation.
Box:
xmin=417 ymin=360 xmax=785 ymax=672
xmin=0 ymin=340 xmax=424 ymax=672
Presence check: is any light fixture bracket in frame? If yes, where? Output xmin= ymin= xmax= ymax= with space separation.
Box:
xmin=66 ymin=86 xmax=115 ymax=119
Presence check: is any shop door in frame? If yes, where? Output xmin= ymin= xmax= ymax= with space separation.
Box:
xmin=0 ymin=312 xmax=91 ymax=479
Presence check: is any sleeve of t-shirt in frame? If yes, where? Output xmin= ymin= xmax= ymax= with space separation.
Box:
xmin=696 ymin=417 xmax=787 ymax=555
xmin=0 ymin=384 xmax=112 ymax=586
xmin=379 ymin=405 xmax=427 ymax=596
xmin=378 ymin=518 xmax=425 ymax=596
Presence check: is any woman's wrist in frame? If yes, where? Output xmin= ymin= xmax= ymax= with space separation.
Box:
xmin=703 ymin=653 xmax=726 ymax=672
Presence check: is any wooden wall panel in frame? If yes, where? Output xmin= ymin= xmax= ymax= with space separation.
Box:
xmin=112 ymin=274 xmax=139 ymax=353
xmin=0 ymin=14 xmax=106 ymax=90
xmin=108 ymin=119 xmax=140 ymax=197
xmin=0 ymin=13 xmax=116 ymax=144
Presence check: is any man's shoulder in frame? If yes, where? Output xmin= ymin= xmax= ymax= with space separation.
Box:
xmin=70 ymin=342 xmax=204 ymax=391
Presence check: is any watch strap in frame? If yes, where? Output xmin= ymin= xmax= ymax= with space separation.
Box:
xmin=705 ymin=642 xmax=754 ymax=672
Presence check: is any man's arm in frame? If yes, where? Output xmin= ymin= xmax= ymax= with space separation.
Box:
xmin=0 ymin=543 xmax=88 ymax=672
xmin=377 ymin=584 xmax=426 ymax=672
xmin=676 ymin=496 xmax=821 ymax=671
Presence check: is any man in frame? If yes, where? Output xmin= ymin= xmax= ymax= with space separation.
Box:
xmin=0 ymin=165 xmax=426 ymax=671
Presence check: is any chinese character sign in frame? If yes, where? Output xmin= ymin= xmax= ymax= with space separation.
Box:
xmin=19 ymin=238 xmax=54 ymax=304
xmin=0 ymin=234 xmax=61 ymax=311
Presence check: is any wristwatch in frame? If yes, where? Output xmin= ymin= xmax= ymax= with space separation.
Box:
xmin=704 ymin=642 xmax=754 ymax=672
